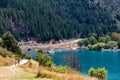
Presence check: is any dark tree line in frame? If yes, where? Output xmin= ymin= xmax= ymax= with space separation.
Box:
xmin=0 ymin=0 xmax=118 ymax=41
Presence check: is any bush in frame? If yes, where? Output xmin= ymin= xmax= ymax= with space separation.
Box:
xmin=21 ymin=53 xmax=31 ymax=59
xmin=105 ymin=41 xmax=117 ymax=49
xmin=89 ymin=67 xmax=107 ymax=80
xmin=89 ymin=36 xmax=97 ymax=45
xmin=88 ymin=68 xmax=96 ymax=77
xmin=37 ymin=49 xmax=43 ymax=53
xmin=0 ymin=47 xmax=13 ymax=57
xmin=97 ymin=68 xmax=107 ymax=80
xmin=90 ymin=42 xmax=106 ymax=50
xmin=98 ymin=36 xmax=111 ymax=43
xmin=78 ymin=38 xmax=89 ymax=47
xmin=54 ymin=65 xmax=78 ymax=74
xmin=54 ymin=66 xmax=68 ymax=73
xmin=36 ymin=52 xmax=53 ymax=67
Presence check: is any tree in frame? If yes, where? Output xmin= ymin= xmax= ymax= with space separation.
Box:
xmin=64 ymin=51 xmax=81 ymax=71
xmin=36 ymin=51 xmax=53 ymax=67
xmin=89 ymin=36 xmax=97 ymax=45
xmin=98 ymin=36 xmax=111 ymax=43
xmin=2 ymin=31 xmax=22 ymax=55
xmin=111 ymin=32 xmax=120 ymax=42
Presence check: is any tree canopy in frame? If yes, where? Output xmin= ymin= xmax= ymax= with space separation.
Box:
xmin=0 ymin=0 xmax=118 ymax=41
xmin=1 ymin=31 xmax=22 ymax=54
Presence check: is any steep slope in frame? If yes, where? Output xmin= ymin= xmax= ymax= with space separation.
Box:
xmin=94 ymin=0 xmax=120 ymax=15
xmin=0 ymin=0 xmax=118 ymax=41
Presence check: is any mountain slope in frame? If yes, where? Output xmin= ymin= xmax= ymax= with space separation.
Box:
xmin=94 ymin=0 xmax=120 ymax=15
xmin=0 ymin=0 xmax=118 ymax=41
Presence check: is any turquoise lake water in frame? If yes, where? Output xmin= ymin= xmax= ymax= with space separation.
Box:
xmin=25 ymin=50 xmax=120 ymax=80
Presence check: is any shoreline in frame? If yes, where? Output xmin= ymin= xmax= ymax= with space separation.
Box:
xmin=19 ymin=39 xmax=81 ymax=50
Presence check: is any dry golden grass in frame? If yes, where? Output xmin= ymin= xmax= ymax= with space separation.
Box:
xmin=0 ymin=55 xmax=15 ymax=66
xmin=21 ymin=60 xmax=96 ymax=80
xmin=0 ymin=47 xmax=15 ymax=66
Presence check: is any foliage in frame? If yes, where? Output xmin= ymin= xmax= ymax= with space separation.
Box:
xmin=21 ymin=53 xmax=31 ymax=60
xmin=36 ymin=52 xmax=53 ymax=67
xmin=0 ymin=0 xmax=117 ymax=41
xmin=37 ymin=49 xmax=43 ymax=53
xmin=89 ymin=36 xmax=97 ymax=45
xmin=54 ymin=66 xmax=68 ymax=73
xmin=54 ymin=65 xmax=78 ymax=74
xmin=2 ymin=31 xmax=22 ymax=55
xmin=0 ymin=47 xmax=13 ymax=57
xmin=90 ymin=42 xmax=106 ymax=50
xmin=98 ymin=36 xmax=111 ymax=43
xmin=88 ymin=68 xmax=96 ymax=77
xmin=105 ymin=41 xmax=117 ymax=49
xmin=111 ymin=32 xmax=120 ymax=42
xmin=97 ymin=68 xmax=108 ymax=80
xmin=89 ymin=67 xmax=107 ymax=80
xmin=78 ymin=38 xmax=89 ymax=47
xmin=0 ymin=38 xmax=3 ymax=47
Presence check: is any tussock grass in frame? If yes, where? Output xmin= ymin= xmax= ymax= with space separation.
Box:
xmin=21 ymin=60 xmax=96 ymax=80
xmin=0 ymin=47 xmax=14 ymax=57
xmin=0 ymin=47 xmax=15 ymax=66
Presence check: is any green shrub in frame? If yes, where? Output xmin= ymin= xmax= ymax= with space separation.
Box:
xmin=36 ymin=52 xmax=53 ymax=67
xmin=88 ymin=67 xmax=96 ymax=77
xmin=90 ymin=42 xmax=106 ymax=50
xmin=98 ymin=36 xmax=111 ymax=43
xmin=37 ymin=49 xmax=43 ymax=53
xmin=105 ymin=41 xmax=117 ymax=49
xmin=21 ymin=53 xmax=31 ymax=59
xmin=88 ymin=67 xmax=107 ymax=80
xmin=78 ymin=38 xmax=89 ymax=47
xmin=54 ymin=66 xmax=68 ymax=73
xmin=97 ymin=68 xmax=107 ymax=80
xmin=89 ymin=36 xmax=97 ymax=45
xmin=0 ymin=47 xmax=13 ymax=57
xmin=54 ymin=65 xmax=78 ymax=74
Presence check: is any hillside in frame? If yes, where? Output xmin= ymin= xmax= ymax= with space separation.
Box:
xmin=94 ymin=0 xmax=120 ymax=14
xmin=0 ymin=0 xmax=118 ymax=41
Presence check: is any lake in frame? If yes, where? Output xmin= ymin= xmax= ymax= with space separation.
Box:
xmin=25 ymin=49 xmax=120 ymax=80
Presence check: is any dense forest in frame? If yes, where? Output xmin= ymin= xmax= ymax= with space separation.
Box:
xmin=0 ymin=0 xmax=118 ymax=41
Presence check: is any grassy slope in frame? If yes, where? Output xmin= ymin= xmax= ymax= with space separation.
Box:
xmin=0 ymin=47 xmax=15 ymax=66
xmin=0 ymin=66 xmax=51 ymax=80
xmin=0 ymin=47 xmax=95 ymax=80
xmin=21 ymin=60 xmax=96 ymax=80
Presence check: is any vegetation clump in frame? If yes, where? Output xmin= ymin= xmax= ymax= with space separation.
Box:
xmin=36 ymin=49 xmax=53 ymax=67
xmin=78 ymin=33 xmax=120 ymax=50
xmin=89 ymin=67 xmax=107 ymax=80
xmin=90 ymin=42 xmax=106 ymax=50
xmin=1 ymin=31 xmax=22 ymax=55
